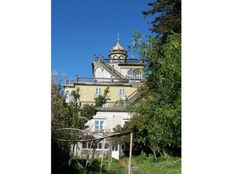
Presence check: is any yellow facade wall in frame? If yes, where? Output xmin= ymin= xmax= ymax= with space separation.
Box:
xmin=64 ymin=84 xmax=137 ymax=102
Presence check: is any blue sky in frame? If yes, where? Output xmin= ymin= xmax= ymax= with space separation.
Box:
xmin=52 ymin=0 xmax=152 ymax=79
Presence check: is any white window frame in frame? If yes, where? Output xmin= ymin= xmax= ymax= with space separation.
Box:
xmin=96 ymin=87 xmax=101 ymax=96
xmin=97 ymin=142 xmax=103 ymax=149
xmin=136 ymin=70 xmax=142 ymax=79
xmin=94 ymin=120 xmax=104 ymax=132
xmin=82 ymin=142 xmax=93 ymax=149
xmin=127 ymin=69 xmax=134 ymax=79
xmin=119 ymin=88 xmax=125 ymax=97
xmin=95 ymin=141 xmax=110 ymax=150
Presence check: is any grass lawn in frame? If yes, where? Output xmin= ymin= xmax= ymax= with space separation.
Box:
xmin=85 ymin=154 xmax=181 ymax=174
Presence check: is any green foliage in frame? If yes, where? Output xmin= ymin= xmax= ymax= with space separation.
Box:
xmin=51 ymin=74 xmax=97 ymax=172
xmin=111 ymin=124 xmax=130 ymax=146
xmin=94 ymin=95 xmax=106 ymax=107
xmin=103 ymin=86 xmax=110 ymax=97
xmin=116 ymin=99 xmax=125 ymax=107
xmin=143 ymin=0 xmax=181 ymax=40
xmin=52 ymin=79 xmax=109 ymax=142
xmin=128 ymin=31 xmax=143 ymax=57
xmin=125 ymin=32 xmax=181 ymax=157
xmin=70 ymin=88 xmax=80 ymax=101
xmin=51 ymin=74 xmax=72 ymax=172
xmin=51 ymin=74 xmax=70 ymax=133
xmin=80 ymin=104 xmax=97 ymax=122
xmin=52 ymin=77 xmax=97 ymax=133
xmin=68 ymin=88 xmax=81 ymax=128
xmin=94 ymin=87 xmax=110 ymax=107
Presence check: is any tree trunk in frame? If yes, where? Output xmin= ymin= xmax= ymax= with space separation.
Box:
xmin=162 ymin=148 xmax=168 ymax=158
xmin=149 ymin=145 xmax=157 ymax=163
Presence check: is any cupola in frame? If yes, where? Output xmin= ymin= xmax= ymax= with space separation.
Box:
xmin=108 ymin=39 xmax=128 ymax=62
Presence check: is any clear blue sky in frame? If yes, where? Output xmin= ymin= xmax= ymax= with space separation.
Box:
xmin=52 ymin=0 xmax=152 ymax=80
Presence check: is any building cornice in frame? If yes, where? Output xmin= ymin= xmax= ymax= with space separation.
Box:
xmin=74 ymin=82 xmax=134 ymax=87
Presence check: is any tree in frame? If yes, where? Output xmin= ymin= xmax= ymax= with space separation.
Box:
xmin=143 ymin=0 xmax=181 ymax=40
xmin=51 ymin=73 xmax=97 ymax=173
xmin=51 ymin=74 xmax=72 ymax=173
xmin=126 ymin=33 xmax=181 ymax=157
xmin=123 ymin=2 xmax=181 ymax=157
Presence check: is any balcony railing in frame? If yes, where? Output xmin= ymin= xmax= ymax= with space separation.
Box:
xmin=64 ymin=77 xmax=145 ymax=85
xmin=80 ymin=101 xmax=127 ymax=109
xmin=103 ymin=58 xmax=143 ymax=64
xmin=102 ymin=102 xmax=126 ymax=108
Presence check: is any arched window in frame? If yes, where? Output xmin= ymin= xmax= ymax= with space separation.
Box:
xmin=127 ymin=69 xmax=133 ymax=79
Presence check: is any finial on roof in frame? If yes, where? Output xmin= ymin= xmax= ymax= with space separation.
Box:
xmin=117 ymin=32 xmax=120 ymax=42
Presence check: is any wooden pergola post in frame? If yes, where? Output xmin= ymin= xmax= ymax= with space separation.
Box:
xmin=128 ymin=132 xmax=133 ymax=174
xmin=100 ymin=138 xmax=105 ymax=174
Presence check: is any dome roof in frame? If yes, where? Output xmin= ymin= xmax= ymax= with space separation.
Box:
xmin=108 ymin=41 xmax=127 ymax=58
xmin=111 ymin=41 xmax=125 ymax=51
